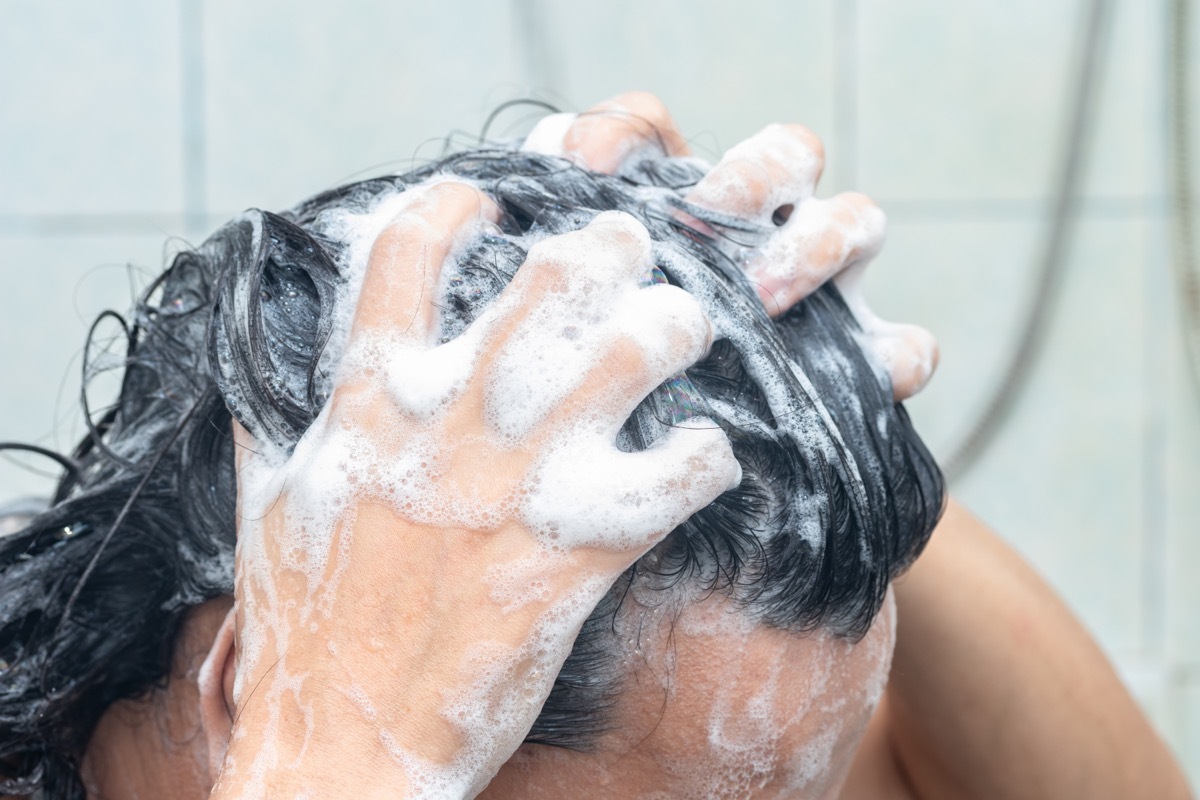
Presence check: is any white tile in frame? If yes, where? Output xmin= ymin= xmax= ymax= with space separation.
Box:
xmin=863 ymin=215 xmax=1042 ymax=455
xmin=1084 ymin=0 xmax=1162 ymax=200
xmin=857 ymin=0 xmax=1157 ymax=204
xmin=0 ymin=1 xmax=184 ymax=215
xmin=867 ymin=213 xmax=1148 ymax=653
xmin=0 ymin=235 xmax=174 ymax=503
xmin=957 ymin=216 xmax=1148 ymax=654
xmin=204 ymin=0 xmax=530 ymax=214
xmin=1170 ymin=0 xmax=1200 ymax=666
xmin=1164 ymin=247 xmax=1200 ymax=665
xmin=1173 ymin=675 xmax=1200 ymax=794
xmin=1114 ymin=655 xmax=1175 ymax=747
xmin=529 ymin=0 xmax=839 ymax=178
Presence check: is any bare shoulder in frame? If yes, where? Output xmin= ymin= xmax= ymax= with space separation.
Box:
xmin=845 ymin=499 xmax=1194 ymax=800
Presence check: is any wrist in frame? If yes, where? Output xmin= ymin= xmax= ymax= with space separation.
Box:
xmin=220 ymin=520 xmax=614 ymax=799
xmin=211 ymin=689 xmax=418 ymax=800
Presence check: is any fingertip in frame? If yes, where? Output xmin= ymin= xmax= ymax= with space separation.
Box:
xmin=697 ymin=420 xmax=743 ymax=492
xmin=562 ymin=91 xmax=690 ymax=174
xmin=744 ymin=268 xmax=789 ymax=318
xmin=423 ymin=179 xmax=502 ymax=228
xmin=633 ymin=282 xmax=714 ymax=363
xmin=764 ymin=122 xmax=826 ymax=181
xmin=667 ymin=416 xmax=741 ymax=494
xmin=901 ymin=325 xmax=940 ymax=401
xmin=878 ymin=324 xmax=939 ymax=402
xmin=521 ymin=112 xmax=577 ymax=157
xmin=926 ymin=330 xmax=941 ymax=375
xmin=833 ymin=192 xmax=887 ymax=259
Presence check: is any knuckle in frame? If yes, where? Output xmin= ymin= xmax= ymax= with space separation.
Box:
xmin=620 ymin=91 xmax=671 ymax=124
xmin=376 ymin=182 xmax=497 ymax=254
xmin=523 ymin=112 xmax=576 ymax=154
xmin=835 ymin=192 xmax=887 ymax=247
xmin=811 ymin=227 xmax=850 ymax=267
xmin=841 ymin=191 xmax=884 ymax=218
xmin=688 ymin=160 xmax=774 ymax=216
xmin=705 ymin=124 xmax=826 ymax=216
xmin=758 ymin=123 xmax=826 ymax=170
xmin=780 ymin=123 xmax=826 ymax=163
xmin=427 ymin=180 xmax=498 ymax=224
xmin=369 ymin=218 xmax=410 ymax=255
xmin=845 ymin=191 xmax=884 ymax=217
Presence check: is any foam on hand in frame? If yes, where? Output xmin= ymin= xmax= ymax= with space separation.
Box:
xmin=520 ymin=112 xmax=576 ymax=158
xmin=218 ymin=114 xmax=930 ymax=793
xmin=686 ymin=123 xmax=825 ymax=225
xmin=224 ymin=189 xmax=742 ymax=798
xmin=681 ymin=123 xmax=938 ymax=402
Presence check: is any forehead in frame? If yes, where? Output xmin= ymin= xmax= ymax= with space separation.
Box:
xmin=481 ymin=589 xmax=896 ymax=799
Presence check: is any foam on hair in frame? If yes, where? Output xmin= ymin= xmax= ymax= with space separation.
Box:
xmin=0 ymin=146 xmax=943 ymax=798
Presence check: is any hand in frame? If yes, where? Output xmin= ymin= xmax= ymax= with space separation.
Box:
xmin=521 ymin=90 xmax=690 ymax=172
xmin=682 ymin=124 xmax=937 ymax=402
xmin=523 ymin=95 xmax=937 ymax=402
xmin=212 ymin=182 xmax=739 ymax=799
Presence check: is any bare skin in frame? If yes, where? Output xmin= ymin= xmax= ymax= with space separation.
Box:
xmin=843 ymin=500 xmax=1193 ymax=800
xmin=678 ymin=121 xmax=937 ymax=401
xmin=523 ymin=91 xmax=691 ymax=173
xmin=80 ymin=505 xmax=1192 ymax=799
xmin=73 ymin=96 xmax=1192 ymax=798
xmin=210 ymin=184 xmax=738 ymax=798
xmin=526 ymin=93 xmax=937 ymax=402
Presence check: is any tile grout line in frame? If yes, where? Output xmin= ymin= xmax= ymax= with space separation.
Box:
xmin=1139 ymin=0 xmax=1171 ymax=667
xmin=180 ymin=0 xmax=207 ymax=239
xmin=0 ymin=198 xmax=1171 ymax=238
xmin=833 ymin=0 xmax=858 ymax=192
xmin=511 ymin=0 xmax=559 ymax=98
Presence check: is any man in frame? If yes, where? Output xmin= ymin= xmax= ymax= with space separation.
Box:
xmin=2 ymin=94 xmax=1189 ymax=798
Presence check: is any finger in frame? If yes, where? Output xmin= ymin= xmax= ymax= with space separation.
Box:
xmin=349 ymin=181 xmax=499 ymax=345
xmin=232 ymin=419 xmax=257 ymax=471
xmin=525 ymin=419 xmax=741 ymax=554
xmin=560 ymin=92 xmax=691 ymax=173
xmin=578 ymin=283 xmax=714 ymax=431
xmin=528 ymin=282 xmax=713 ymax=437
xmin=481 ymin=213 xmax=675 ymax=439
xmin=521 ymin=112 xmax=577 ymax=157
xmin=866 ymin=322 xmax=939 ymax=402
xmin=834 ymin=265 xmax=939 ymax=402
xmin=478 ymin=210 xmax=655 ymax=353
xmin=683 ymin=123 xmax=825 ymax=223
xmin=750 ymin=192 xmax=885 ymax=317
xmin=506 ymin=210 xmax=656 ymax=306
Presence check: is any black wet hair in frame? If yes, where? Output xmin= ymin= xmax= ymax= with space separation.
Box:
xmin=0 ymin=147 xmax=944 ymax=797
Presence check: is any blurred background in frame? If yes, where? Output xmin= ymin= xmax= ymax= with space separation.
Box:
xmin=1 ymin=0 xmax=1197 ymax=787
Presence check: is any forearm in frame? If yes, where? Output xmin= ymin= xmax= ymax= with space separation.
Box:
xmin=886 ymin=499 xmax=1191 ymax=799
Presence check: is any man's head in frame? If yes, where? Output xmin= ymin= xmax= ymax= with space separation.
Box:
xmin=0 ymin=145 xmax=942 ymax=797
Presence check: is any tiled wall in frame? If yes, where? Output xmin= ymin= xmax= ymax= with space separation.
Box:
xmin=1 ymin=0 xmax=1197 ymax=787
